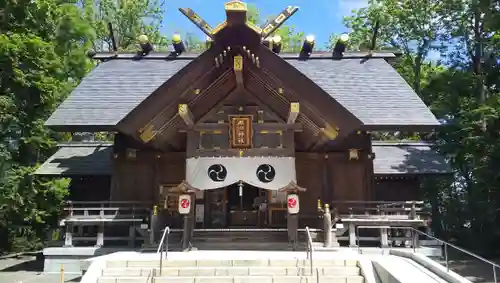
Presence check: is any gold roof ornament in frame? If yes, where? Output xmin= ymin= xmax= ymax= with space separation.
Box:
xmin=225 ymin=0 xmax=247 ymax=11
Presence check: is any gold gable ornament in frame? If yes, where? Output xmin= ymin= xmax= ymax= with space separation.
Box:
xmin=225 ymin=0 xmax=247 ymax=11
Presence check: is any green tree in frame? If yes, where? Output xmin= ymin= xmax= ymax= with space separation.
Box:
xmin=0 ymin=0 xmax=93 ymax=252
xmin=79 ymin=0 xmax=168 ymax=51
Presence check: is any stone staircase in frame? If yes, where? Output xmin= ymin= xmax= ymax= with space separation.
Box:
xmin=96 ymin=258 xmax=365 ymax=283
xmin=164 ymin=229 xmax=320 ymax=251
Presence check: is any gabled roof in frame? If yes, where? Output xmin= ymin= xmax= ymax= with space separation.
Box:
xmin=287 ymin=59 xmax=438 ymax=127
xmin=45 ymin=59 xmax=191 ymax=129
xmin=45 ymin=52 xmax=439 ymax=131
xmin=372 ymin=141 xmax=451 ymax=175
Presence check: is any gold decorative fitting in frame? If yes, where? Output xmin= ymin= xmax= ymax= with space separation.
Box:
xmin=212 ymin=21 xmax=227 ymax=35
xmin=178 ymin=104 xmax=188 ymax=115
xmin=349 ymin=149 xmax=359 ymax=160
xmin=321 ymin=123 xmax=339 ymax=140
xmin=213 ymin=130 xmax=222 ymax=134
xmin=238 ymin=106 xmax=244 ymax=111
xmin=194 ymin=89 xmax=200 ymax=95
xmin=278 ymin=88 xmax=284 ymax=94
xmin=239 ymin=150 xmax=244 ymax=157
xmin=357 ymin=130 xmax=362 ymax=135
xmin=126 ymin=148 xmax=137 ymax=159
xmin=139 ymin=124 xmax=155 ymax=142
xmin=233 ymin=55 xmax=243 ymax=71
xmin=260 ymin=130 xmax=269 ymax=134
xmin=225 ymin=0 xmax=247 ymax=11
xmin=217 ymin=120 xmax=225 ymax=123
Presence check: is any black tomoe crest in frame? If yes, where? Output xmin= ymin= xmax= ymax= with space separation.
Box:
xmin=256 ymin=164 xmax=276 ymax=183
xmin=207 ymin=164 xmax=227 ymax=182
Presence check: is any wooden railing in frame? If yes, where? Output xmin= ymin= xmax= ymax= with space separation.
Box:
xmin=60 ymin=201 xmax=154 ymax=247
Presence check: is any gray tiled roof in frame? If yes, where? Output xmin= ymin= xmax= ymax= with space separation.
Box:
xmin=45 ymin=53 xmax=438 ymax=129
xmin=45 ymin=60 xmax=190 ymax=127
xmin=372 ymin=141 xmax=451 ymax=175
xmin=286 ymin=59 xmax=438 ymax=126
xmin=35 ymin=142 xmax=450 ymax=176
xmin=35 ymin=143 xmax=112 ymax=176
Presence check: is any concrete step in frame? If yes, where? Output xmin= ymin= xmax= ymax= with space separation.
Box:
xmin=102 ymin=266 xmax=361 ymax=277
xmin=98 ymin=275 xmax=365 ymax=283
xmin=106 ymin=259 xmax=359 ymax=268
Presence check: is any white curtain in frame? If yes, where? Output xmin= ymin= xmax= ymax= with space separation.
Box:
xmin=186 ymin=157 xmax=296 ymax=190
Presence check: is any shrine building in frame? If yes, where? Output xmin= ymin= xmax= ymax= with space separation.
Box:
xmin=36 ymin=1 xmax=450 ymax=248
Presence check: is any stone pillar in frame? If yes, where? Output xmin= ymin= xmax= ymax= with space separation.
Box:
xmin=149 ymin=205 xmax=158 ymax=245
xmin=96 ymin=224 xmax=104 ymax=247
xmin=324 ymin=204 xmax=332 ymax=247
xmin=64 ymin=224 xmax=73 ymax=247
xmin=380 ymin=227 xmax=389 ymax=248
xmin=348 ymin=223 xmax=356 ymax=247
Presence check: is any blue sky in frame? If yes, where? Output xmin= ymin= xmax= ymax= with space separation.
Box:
xmin=160 ymin=0 xmax=369 ymax=49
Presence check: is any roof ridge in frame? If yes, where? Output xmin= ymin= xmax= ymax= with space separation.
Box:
xmin=372 ymin=140 xmax=433 ymax=146
xmin=57 ymin=142 xmax=113 ymax=147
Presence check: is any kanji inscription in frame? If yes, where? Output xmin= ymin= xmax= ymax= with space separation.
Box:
xmin=230 ymin=115 xmax=252 ymax=149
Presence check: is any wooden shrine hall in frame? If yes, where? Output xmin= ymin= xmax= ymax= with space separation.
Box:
xmin=37 ymin=1 xmax=450 ymax=248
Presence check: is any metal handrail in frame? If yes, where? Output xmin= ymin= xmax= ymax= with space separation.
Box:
xmin=354 ymin=225 xmax=499 ymax=283
xmin=409 ymin=227 xmax=499 ymax=283
xmin=305 ymin=226 xmax=314 ymax=276
xmin=157 ymin=226 xmax=171 ymax=277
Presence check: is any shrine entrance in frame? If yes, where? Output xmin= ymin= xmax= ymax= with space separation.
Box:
xmin=226 ymin=182 xmax=264 ymax=227
xmin=205 ymin=182 xmax=267 ymax=228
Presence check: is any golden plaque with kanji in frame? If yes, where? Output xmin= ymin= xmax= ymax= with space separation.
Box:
xmin=230 ymin=115 xmax=252 ymax=149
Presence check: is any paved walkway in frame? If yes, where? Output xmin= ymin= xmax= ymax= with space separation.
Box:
xmin=0 ymin=256 xmax=79 ymax=283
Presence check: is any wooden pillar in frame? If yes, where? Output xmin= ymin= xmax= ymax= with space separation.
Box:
xmin=287 ymin=213 xmax=298 ymax=250
xmin=128 ymin=226 xmax=136 ymax=248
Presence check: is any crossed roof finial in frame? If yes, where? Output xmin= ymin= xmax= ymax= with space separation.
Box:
xmin=179 ymin=1 xmax=299 ymax=42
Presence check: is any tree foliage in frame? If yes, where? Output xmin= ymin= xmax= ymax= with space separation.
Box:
xmin=0 ymin=0 xmax=166 ymax=253
xmin=343 ymin=0 xmax=500 ymax=253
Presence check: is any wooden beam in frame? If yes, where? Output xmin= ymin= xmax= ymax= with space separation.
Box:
xmin=187 ymin=148 xmax=294 ymax=158
xmin=260 ymin=6 xmax=299 ymax=38
xmin=186 ymin=122 xmax=302 ymax=132
xmin=178 ymin=104 xmax=194 ymax=127
xmin=287 ymin=102 xmax=300 ymax=124
xmin=178 ymin=8 xmax=213 ymax=39
xmin=233 ymin=55 xmax=244 ymax=86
